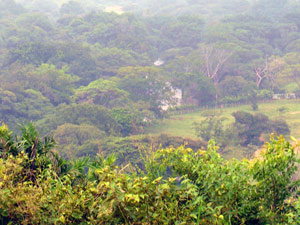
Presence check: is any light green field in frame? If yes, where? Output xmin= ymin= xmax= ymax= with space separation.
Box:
xmin=148 ymin=99 xmax=300 ymax=140
xmin=105 ymin=6 xmax=124 ymax=14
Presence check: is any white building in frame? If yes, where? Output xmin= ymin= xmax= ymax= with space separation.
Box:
xmin=161 ymin=86 xmax=183 ymax=111
xmin=154 ymin=59 xmax=164 ymax=67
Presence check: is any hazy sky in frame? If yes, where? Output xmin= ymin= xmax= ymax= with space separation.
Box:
xmin=15 ymin=0 xmax=69 ymax=7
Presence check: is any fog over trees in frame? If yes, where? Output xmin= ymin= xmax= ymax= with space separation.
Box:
xmin=1 ymin=0 xmax=300 ymax=158
xmin=2 ymin=0 xmax=300 ymax=223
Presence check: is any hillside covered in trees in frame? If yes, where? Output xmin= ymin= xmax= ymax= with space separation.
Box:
xmin=1 ymin=0 xmax=300 ymax=159
xmin=2 ymin=0 xmax=300 ymax=223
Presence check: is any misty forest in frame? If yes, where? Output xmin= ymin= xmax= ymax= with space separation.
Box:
xmin=3 ymin=0 xmax=300 ymax=224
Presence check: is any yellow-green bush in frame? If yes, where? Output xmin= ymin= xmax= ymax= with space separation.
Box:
xmin=1 ymin=123 xmax=300 ymax=224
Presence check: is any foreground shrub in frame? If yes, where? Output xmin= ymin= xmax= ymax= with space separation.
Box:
xmin=1 ymin=123 xmax=300 ymax=224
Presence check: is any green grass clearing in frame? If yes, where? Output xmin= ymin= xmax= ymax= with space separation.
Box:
xmin=147 ymin=99 xmax=300 ymax=159
xmin=105 ymin=6 xmax=124 ymax=14
xmin=147 ymin=99 xmax=300 ymax=153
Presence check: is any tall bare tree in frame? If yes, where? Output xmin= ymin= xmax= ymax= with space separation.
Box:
xmin=202 ymin=45 xmax=233 ymax=85
xmin=254 ymin=56 xmax=284 ymax=89
xmin=254 ymin=59 xmax=269 ymax=89
xmin=201 ymin=45 xmax=233 ymax=105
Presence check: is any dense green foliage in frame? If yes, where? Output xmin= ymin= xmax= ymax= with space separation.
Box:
xmin=193 ymin=111 xmax=290 ymax=151
xmin=2 ymin=0 xmax=300 ymax=158
xmin=1 ymin=124 xmax=300 ymax=224
xmin=3 ymin=2 xmax=300 ymax=223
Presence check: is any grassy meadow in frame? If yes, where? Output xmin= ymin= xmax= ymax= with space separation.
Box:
xmin=147 ymin=99 xmax=300 ymax=159
xmin=148 ymin=99 xmax=300 ymax=145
